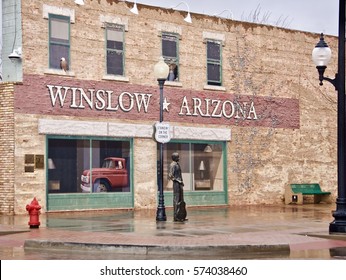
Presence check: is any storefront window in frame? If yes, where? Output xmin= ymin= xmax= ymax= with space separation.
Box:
xmin=162 ymin=142 xmax=225 ymax=192
xmin=47 ymin=138 xmax=131 ymax=193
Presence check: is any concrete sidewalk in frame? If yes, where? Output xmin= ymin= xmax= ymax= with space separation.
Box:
xmin=1 ymin=204 xmax=346 ymax=259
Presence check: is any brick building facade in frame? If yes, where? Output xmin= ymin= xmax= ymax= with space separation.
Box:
xmin=0 ymin=0 xmax=338 ymax=214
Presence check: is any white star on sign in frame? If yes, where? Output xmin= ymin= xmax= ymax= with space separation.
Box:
xmin=163 ymin=98 xmax=171 ymax=112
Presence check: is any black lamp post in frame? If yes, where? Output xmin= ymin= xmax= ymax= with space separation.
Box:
xmin=154 ymin=57 xmax=169 ymax=221
xmin=312 ymin=0 xmax=346 ymax=234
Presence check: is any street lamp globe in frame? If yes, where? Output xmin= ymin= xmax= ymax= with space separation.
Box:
xmin=312 ymin=33 xmax=332 ymax=67
xmin=154 ymin=57 xmax=169 ymax=80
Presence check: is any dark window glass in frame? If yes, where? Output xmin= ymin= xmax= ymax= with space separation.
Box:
xmin=207 ymin=40 xmax=222 ymax=86
xmin=207 ymin=41 xmax=220 ymax=60
xmin=162 ymin=34 xmax=177 ymax=58
xmin=107 ymin=50 xmax=123 ymax=75
xmin=207 ymin=63 xmax=221 ymax=86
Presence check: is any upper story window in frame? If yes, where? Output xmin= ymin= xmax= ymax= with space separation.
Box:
xmin=106 ymin=24 xmax=125 ymax=76
xmin=49 ymin=14 xmax=70 ymax=70
xmin=162 ymin=32 xmax=179 ymax=82
xmin=206 ymin=40 xmax=222 ymax=86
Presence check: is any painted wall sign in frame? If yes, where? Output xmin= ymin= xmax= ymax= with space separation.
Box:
xmin=46 ymin=84 xmax=258 ymax=121
xmin=15 ymin=75 xmax=300 ymax=129
xmin=47 ymin=85 xmax=152 ymax=113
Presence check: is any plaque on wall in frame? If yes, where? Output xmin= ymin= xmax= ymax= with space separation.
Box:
xmin=25 ymin=154 xmax=35 ymax=164
xmin=35 ymin=155 xmax=44 ymax=169
xmin=24 ymin=154 xmax=35 ymax=173
xmin=25 ymin=166 xmax=35 ymax=173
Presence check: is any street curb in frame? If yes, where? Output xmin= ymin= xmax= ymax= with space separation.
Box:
xmin=305 ymin=232 xmax=346 ymax=241
xmin=0 ymin=229 xmax=30 ymax=236
xmin=24 ymin=239 xmax=290 ymax=258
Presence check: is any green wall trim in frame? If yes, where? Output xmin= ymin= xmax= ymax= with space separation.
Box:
xmin=47 ymin=193 xmax=133 ymax=211
xmin=163 ymin=191 xmax=227 ymax=207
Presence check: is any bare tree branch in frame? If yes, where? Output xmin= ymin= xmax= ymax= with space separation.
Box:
xmin=241 ymin=4 xmax=292 ymax=29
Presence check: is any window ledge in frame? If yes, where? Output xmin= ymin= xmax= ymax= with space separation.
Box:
xmin=44 ymin=69 xmax=76 ymax=77
xmin=102 ymin=75 xmax=130 ymax=82
xmin=165 ymin=81 xmax=182 ymax=87
xmin=203 ymin=85 xmax=226 ymax=92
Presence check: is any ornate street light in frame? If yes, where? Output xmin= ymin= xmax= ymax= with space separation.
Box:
xmin=154 ymin=57 xmax=169 ymax=221
xmin=312 ymin=0 xmax=346 ymax=234
xmin=312 ymin=34 xmax=332 ymax=86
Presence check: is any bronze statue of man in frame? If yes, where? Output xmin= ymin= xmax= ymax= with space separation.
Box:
xmin=169 ymin=152 xmax=187 ymax=222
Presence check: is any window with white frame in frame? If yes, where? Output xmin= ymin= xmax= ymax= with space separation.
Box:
xmin=49 ymin=14 xmax=70 ymax=70
xmin=162 ymin=32 xmax=179 ymax=81
xmin=106 ymin=24 xmax=125 ymax=76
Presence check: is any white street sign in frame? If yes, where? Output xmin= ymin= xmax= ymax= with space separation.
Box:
xmin=155 ymin=122 xmax=171 ymax=143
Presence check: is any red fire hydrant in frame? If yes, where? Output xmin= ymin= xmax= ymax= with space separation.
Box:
xmin=26 ymin=197 xmax=41 ymax=228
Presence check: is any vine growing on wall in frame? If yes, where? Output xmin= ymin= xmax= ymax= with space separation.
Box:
xmin=228 ymin=27 xmax=278 ymax=195
xmin=308 ymin=78 xmax=337 ymax=113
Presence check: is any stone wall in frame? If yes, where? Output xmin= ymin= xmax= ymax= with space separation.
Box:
xmin=133 ymin=138 xmax=157 ymax=209
xmin=13 ymin=114 xmax=46 ymax=214
xmin=0 ymin=83 xmax=15 ymax=214
xmin=21 ymin=1 xmax=338 ymax=94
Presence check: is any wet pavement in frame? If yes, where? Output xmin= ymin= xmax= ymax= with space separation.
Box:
xmin=1 ymin=204 xmax=346 ymax=259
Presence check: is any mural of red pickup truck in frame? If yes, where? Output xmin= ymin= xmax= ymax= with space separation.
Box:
xmin=80 ymin=157 xmax=128 ymax=192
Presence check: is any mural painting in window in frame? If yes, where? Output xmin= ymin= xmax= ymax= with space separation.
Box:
xmin=49 ymin=15 xmax=70 ymax=70
xmin=106 ymin=24 xmax=125 ymax=76
xmin=161 ymin=142 xmax=225 ymax=192
xmin=48 ymin=138 xmax=131 ymax=194
xmin=162 ymin=33 xmax=179 ymax=81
